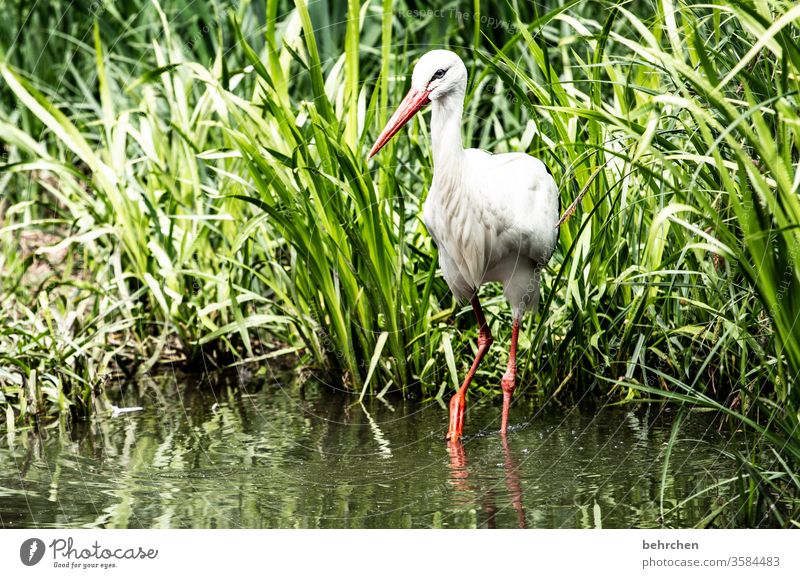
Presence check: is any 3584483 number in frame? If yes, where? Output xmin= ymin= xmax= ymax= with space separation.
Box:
xmin=730 ymin=556 xmax=780 ymax=567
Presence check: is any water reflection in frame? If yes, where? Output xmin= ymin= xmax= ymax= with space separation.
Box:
xmin=502 ymin=437 xmax=527 ymax=529
xmin=0 ymin=374 xmax=739 ymax=529
xmin=446 ymin=438 xmax=526 ymax=528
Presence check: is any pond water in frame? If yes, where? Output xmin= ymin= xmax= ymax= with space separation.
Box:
xmin=0 ymin=372 xmax=738 ymax=528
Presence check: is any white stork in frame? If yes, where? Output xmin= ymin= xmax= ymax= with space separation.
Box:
xmin=369 ymin=50 xmax=560 ymax=440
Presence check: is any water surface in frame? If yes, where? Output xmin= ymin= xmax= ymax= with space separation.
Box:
xmin=0 ymin=373 xmax=738 ymax=528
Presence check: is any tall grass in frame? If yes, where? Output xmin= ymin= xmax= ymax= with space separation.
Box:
xmin=1 ymin=0 xmax=799 ymax=525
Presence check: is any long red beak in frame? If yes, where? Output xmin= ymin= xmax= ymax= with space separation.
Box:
xmin=368 ymin=87 xmax=431 ymax=158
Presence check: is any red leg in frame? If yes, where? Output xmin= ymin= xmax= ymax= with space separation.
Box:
xmin=500 ymin=317 xmax=520 ymax=436
xmin=446 ymin=294 xmax=493 ymax=441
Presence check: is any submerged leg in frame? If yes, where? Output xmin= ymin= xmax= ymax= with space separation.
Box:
xmin=500 ymin=316 xmax=520 ymax=436
xmin=446 ymin=294 xmax=493 ymax=441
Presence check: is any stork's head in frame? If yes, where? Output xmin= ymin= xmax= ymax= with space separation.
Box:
xmin=410 ymin=50 xmax=468 ymax=101
xmin=368 ymin=50 xmax=467 ymax=158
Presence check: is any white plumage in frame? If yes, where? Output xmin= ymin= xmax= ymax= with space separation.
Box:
xmin=424 ymin=149 xmax=559 ymax=314
xmin=369 ymin=50 xmax=559 ymax=440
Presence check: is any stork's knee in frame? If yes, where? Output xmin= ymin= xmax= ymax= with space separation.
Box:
xmin=501 ymin=371 xmax=516 ymax=395
xmin=478 ymin=332 xmax=493 ymax=349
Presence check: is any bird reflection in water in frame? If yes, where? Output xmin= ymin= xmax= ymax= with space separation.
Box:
xmin=446 ymin=436 xmax=527 ymax=528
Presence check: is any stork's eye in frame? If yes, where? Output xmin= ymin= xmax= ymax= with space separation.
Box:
xmin=430 ymin=68 xmax=447 ymax=81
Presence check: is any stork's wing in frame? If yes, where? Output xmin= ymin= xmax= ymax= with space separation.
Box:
xmin=466 ymin=150 xmax=560 ymax=267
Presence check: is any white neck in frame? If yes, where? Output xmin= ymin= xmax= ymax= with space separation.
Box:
xmin=430 ymin=88 xmax=465 ymax=189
